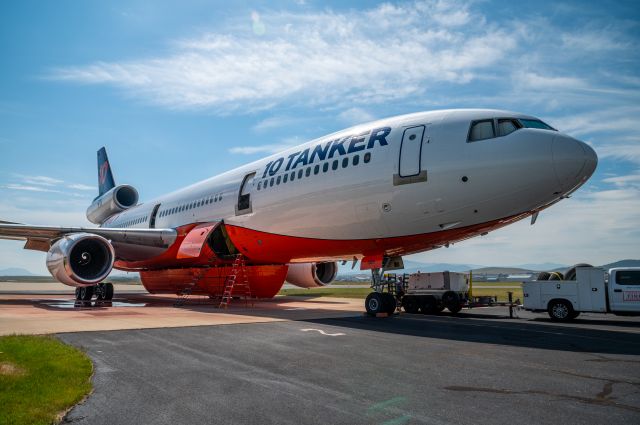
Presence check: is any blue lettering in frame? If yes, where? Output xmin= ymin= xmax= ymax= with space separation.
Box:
xmin=367 ymin=127 xmax=391 ymax=149
xmin=285 ymin=152 xmax=300 ymax=171
xmin=310 ymin=142 xmax=332 ymax=163
xmin=328 ymin=137 xmax=348 ymax=158
xmin=292 ymin=148 xmax=310 ymax=168
xmin=348 ymin=130 xmax=369 ymax=154
xmin=262 ymin=161 xmax=273 ymax=178
xmin=269 ymin=157 xmax=284 ymax=176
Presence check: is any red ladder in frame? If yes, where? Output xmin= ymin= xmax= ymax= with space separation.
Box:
xmin=219 ymin=254 xmax=253 ymax=309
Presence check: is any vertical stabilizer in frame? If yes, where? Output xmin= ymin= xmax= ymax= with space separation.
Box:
xmin=97 ymin=147 xmax=116 ymax=196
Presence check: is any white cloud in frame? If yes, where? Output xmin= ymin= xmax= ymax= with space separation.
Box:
xmin=3 ymin=184 xmax=60 ymax=193
xmin=338 ymin=108 xmax=375 ymax=126
xmin=228 ymin=136 xmax=303 ymax=155
xmin=602 ymin=172 xmax=640 ymax=187
xmin=253 ymin=116 xmax=302 ymax=132
xmin=598 ymin=144 xmax=640 ymax=166
xmin=15 ymin=175 xmax=64 ymax=187
xmin=48 ymin=1 xmax=518 ymax=112
xmin=67 ymin=183 xmax=95 ymax=191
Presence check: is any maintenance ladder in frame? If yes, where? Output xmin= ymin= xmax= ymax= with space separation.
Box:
xmin=219 ymin=254 xmax=253 ymax=309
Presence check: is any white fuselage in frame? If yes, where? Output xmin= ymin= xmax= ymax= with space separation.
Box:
xmin=103 ymin=109 xmax=596 ymax=253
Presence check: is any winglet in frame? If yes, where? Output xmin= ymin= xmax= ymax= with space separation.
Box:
xmin=97 ymin=147 xmax=116 ymax=196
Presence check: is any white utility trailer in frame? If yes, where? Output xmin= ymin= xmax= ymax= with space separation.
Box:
xmin=523 ymin=267 xmax=640 ymax=321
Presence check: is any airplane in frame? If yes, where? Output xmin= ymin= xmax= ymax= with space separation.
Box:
xmin=0 ymin=109 xmax=597 ymax=314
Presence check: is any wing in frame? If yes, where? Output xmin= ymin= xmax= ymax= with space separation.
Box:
xmin=0 ymin=222 xmax=177 ymax=252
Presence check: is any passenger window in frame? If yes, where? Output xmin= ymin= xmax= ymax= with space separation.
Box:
xmin=323 ymin=163 xmax=329 ymax=172
xmin=353 ymin=155 xmax=359 ymax=166
xmin=298 ymin=169 xmax=303 ymax=179
xmin=332 ymin=160 xmax=339 ymax=170
xmin=283 ymin=174 xmax=288 ymax=183
xmin=364 ymin=153 xmax=371 ymax=163
xmin=468 ymin=120 xmax=495 ymax=142
xmin=276 ymin=175 xmax=281 ymax=185
xmin=257 ymin=181 xmax=261 ymax=190
xmin=305 ymin=168 xmax=311 ymax=177
xmin=270 ymin=178 xmax=274 ymax=187
xmin=290 ymin=172 xmax=295 ymax=181
xmin=314 ymin=165 xmax=320 ymax=175
xmin=497 ymin=119 xmax=520 ymax=137
xmin=342 ymin=158 xmax=348 ymax=168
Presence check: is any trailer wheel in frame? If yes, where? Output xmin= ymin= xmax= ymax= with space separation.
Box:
xmin=547 ymin=299 xmax=574 ymax=321
xmin=442 ymin=291 xmax=461 ymax=314
xmin=563 ymin=264 xmax=593 ymax=281
xmin=421 ymin=296 xmax=438 ymax=315
xmin=402 ymin=296 xmax=420 ymax=314
xmin=365 ymin=292 xmax=385 ymax=316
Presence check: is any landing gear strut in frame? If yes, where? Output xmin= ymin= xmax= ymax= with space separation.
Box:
xmin=365 ymin=259 xmax=399 ymax=316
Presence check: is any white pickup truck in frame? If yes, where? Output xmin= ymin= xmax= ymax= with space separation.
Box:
xmin=523 ymin=267 xmax=640 ymax=321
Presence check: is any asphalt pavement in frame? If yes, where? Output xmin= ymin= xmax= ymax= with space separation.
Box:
xmin=59 ymin=310 xmax=640 ymax=425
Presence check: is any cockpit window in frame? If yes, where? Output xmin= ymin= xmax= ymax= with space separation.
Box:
xmin=518 ymin=118 xmax=556 ymax=130
xmin=468 ymin=120 xmax=495 ymax=142
xmin=497 ymin=119 xmax=521 ymax=137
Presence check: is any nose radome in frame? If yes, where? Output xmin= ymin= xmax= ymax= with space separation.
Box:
xmin=552 ymin=135 xmax=594 ymax=191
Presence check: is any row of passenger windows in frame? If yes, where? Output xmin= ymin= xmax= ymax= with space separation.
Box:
xmin=119 ymin=216 xmax=147 ymax=228
xmin=257 ymin=152 xmax=371 ymax=191
xmin=158 ymin=193 xmax=223 ymax=218
xmin=467 ymin=118 xmax=555 ymax=142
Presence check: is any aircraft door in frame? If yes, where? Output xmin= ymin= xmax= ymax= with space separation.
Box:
xmin=394 ymin=125 xmax=428 ymax=185
xmin=149 ymin=203 xmax=161 ymax=229
xmin=236 ymin=172 xmax=256 ymax=215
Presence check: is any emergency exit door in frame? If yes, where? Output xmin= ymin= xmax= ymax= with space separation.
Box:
xmin=394 ymin=125 xmax=428 ymax=185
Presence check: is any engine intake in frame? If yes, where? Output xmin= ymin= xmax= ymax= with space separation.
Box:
xmin=86 ymin=184 xmax=139 ymax=224
xmin=46 ymin=233 xmax=115 ymax=287
xmin=286 ymin=262 xmax=338 ymax=288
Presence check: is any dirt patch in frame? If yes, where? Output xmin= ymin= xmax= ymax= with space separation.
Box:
xmin=0 ymin=361 xmax=26 ymax=376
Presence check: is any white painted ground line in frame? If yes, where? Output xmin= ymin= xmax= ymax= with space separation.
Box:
xmin=300 ymin=328 xmax=346 ymax=336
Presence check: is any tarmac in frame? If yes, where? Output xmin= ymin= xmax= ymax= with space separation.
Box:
xmin=2 ymin=281 xmax=640 ymax=424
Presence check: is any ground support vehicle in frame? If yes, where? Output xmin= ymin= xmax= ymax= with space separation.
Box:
xmin=523 ymin=267 xmax=640 ymax=321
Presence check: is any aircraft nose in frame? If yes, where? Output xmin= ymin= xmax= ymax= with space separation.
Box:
xmin=552 ymin=135 xmax=597 ymax=191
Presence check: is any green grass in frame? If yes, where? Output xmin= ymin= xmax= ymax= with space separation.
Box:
xmin=0 ymin=335 xmax=93 ymax=425
xmin=279 ymin=287 xmax=372 ymax=298
xmin=471 ymin=287 xmax=523 ymax=302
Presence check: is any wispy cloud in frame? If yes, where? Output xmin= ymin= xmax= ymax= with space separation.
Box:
xmin=14 ymin=174 xmax=64 ymax=187
xmin=338 ymin=108 xmax=375 ymax=126
xmin=228 ymin=136 xmax=303 ymax=155
xmin=48 ymin=1 xmax=519 ymax=112
xmin=67 ymin=183 xmax=95 ymax=191
xmin=3 ymin=184 xmax=61 ymax=193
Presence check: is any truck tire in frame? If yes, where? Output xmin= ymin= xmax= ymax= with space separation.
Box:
xmin=563 ymin=264 xmax=593 ymax=281
xmin=537 ymin=272 xmax=550 ymax=281
xmin=421 ymin=296 xmax=438 ymax=315
xmin=402 ymin=296 xmax=420 ymax=314
xmin=365 ymin=292 xmax=385 ymax=316
xmin=548 ymin=272 xmax=564 ymax=281
xmin=547 ymin=299 xmax=574 ymax=321
xmin=569 ymin=311 xmax=580 ymax=319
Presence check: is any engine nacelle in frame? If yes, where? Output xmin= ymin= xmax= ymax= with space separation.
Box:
xmin=86 ymin=185 xmax=139 ymax=225
xmin=286 ymin=262 xmax=338 ymax=288
xmin=46 ymin=233 xmax=115 ymax=287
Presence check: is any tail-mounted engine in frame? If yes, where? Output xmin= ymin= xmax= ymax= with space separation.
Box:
xmin=286 ymin=262 xmax=338 ymax=288
xmin=86 ymin=184 xmax=139 ymax=224
xmin=46 ymin=233 xmax=115 ymax=287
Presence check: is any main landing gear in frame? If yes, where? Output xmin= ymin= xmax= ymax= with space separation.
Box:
xmin=364 ymin=264 xmax=399 ymax=316
xmin=75 ymin=282 xmax=114 ymax=301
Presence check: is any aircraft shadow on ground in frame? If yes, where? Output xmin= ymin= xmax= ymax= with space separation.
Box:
xmin=301 ymin=314 xmax=640 ymax=356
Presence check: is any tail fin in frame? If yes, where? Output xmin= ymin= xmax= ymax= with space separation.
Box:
xmin=97 ymin=147 xmax=116 ymax=196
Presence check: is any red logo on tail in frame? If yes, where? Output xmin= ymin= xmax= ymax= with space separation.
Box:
xmin=99 ymin=161 xmax=109 ymax=185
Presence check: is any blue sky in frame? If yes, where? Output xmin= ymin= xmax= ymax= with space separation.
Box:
xmin=1 ymin=0 xmax=639 ymax=273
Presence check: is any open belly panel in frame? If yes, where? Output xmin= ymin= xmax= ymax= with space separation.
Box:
xmin=139 ymin=264 xmax=288 ymax=299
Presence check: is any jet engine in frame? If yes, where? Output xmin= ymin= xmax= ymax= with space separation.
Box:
xmin=86 ymin=184 xmax=139 ymax=225
xmin=46 ymin=233 xmax=115 ymax=287
xmin=286 ymin=262 xmax=338 ymax=288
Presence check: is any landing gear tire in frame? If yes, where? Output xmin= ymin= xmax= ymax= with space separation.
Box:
xmin=365 ymin=292 xmax=385 ymax=316
xmin=548 ymin=300 xmax=574 ymax=322
xmin=420 ymin=296 xmax=438 ymax=315
xmin=75 ymin=287 xmax=82 ymax=301
xmin=79 ymin=286 xmax=94 ymax=301
xmin=402 ymin=296 xmax=420 ymax=314
xmin=96 ymin=282 xmax=114 ymax=301
xmin=381 ymin=293 xmax=397 ymax=315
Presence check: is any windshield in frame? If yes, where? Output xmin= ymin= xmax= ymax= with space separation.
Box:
xmin=518 ymin=119 xmax=556 ymax=131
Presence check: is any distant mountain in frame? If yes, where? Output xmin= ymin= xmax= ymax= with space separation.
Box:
xmin=601 ymin=259 xmax=640 ymax=269
xmin=337 ymin=260 xmax=480 ymax=275
xmin=470 ymin=266 xmax=534 ymax=275
xmin=0 ymin=267 xmax=38 ymax=276
xmin=515 ymin=263 xmax=567 ymax=271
